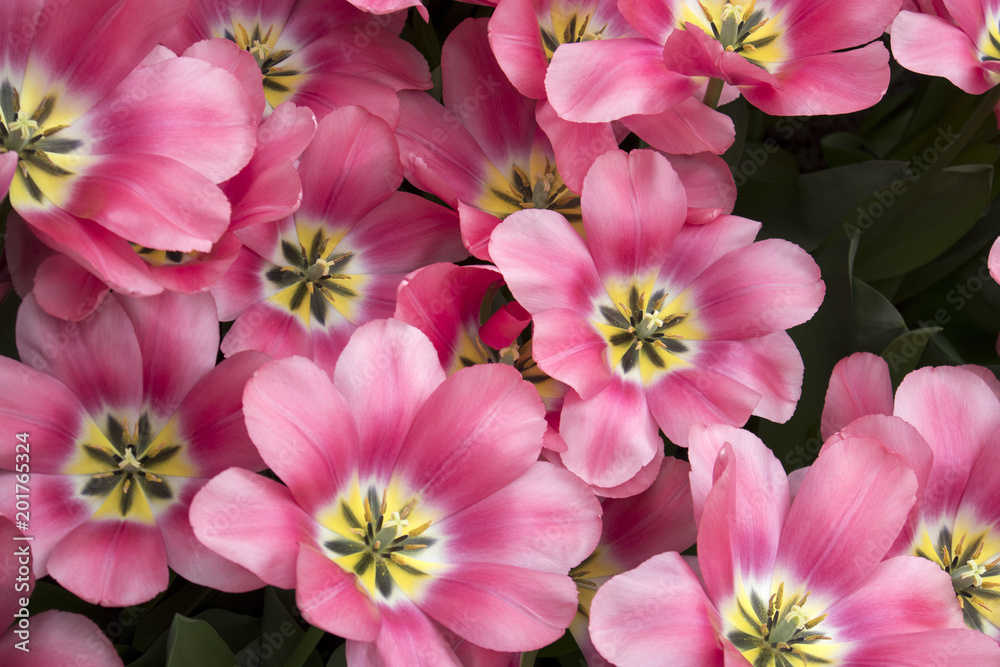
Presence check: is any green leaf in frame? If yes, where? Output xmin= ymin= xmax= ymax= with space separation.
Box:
xmin=133 ymin=583 xmax=210 ymax=651
xmin=852 ymin=164 xmax=993 ymax=280
xmin=852 ymin=278 xmax=907 ymax=353
xmin=192 ymin=610 xmax=261 ymax=658
xmin=820 ymin=132 xmax=874 ymax=168
xmin=881 ymin=327 xmax=942 ymax=388
xmin=166 ymin=616 xmax=237 ymax=667
xmin=261 ymin=587 xmax=320 ymax=667
xmin=800 ymin=160 xmax=905 ymax=238
xmin=730 ymin=144 xmax=809 ymax=246
xmin=326 ymin=644 xmax=348 ymax=667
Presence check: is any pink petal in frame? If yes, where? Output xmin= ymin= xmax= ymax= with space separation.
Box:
xmin=0 ymin=610 xmax=123 ymax=667
xmin=116 ymin=292 xmax=218 ymax=420
xmin=619 ymin=0 xmax=677 ymax=44
xmin=16 ymin=294 xmax=142 ymax=417
xmin=656 ymin=214 xmax=762 ymax=292
xmin=531 ymin=308 xmax=612 ymax=399
xmin=4 ymin=210 xmax=50 ymax=298
xmin=586 ymin=446 xmax=665 ymax=498
xmin=31 ymin=254 xmax=109 ymax=322
xmin=174 ymin=351 xmax=269 ymax=476
xmin=344 ymin=192 xmax=465 ymax=273
xmin=333 ymin=319 xmax=446 ymax=481
xmin=623 ymin=98 xmax=736 ymax=156
xmin=646 ymin=366 xmax=763 ymax=446
xmin=157 ymin=480 xmax=264 ymax=593
xmin=243 ymin=357 xmax=360 ymax=515
xmin=845 ymin=629 xmax=1000 ymax=665
xmin=558 ymin=377 xmax=661 ymax=488
xmin=488 ymin=0 xmax=550 ymax=99
xmin=744 ymin=44 xmax=891 ymax=116
xmin=775 ymin=436 xmax=916 ymax=601
xmin=582 ymin=149 xmax=686 ymax=280
xmin=306 ymin=19 xmax=432 ymax=92
xmin=347 ymin=601 xmax=460 ymax=666
xmin=58 ymin=153 xmax=231 ymax=253
xmin=990 ymin=237 xmax=1000 ymax=285
xmin=685 ymin=238 xmax=825 ymax=340
xmin=894 ymin=365 xmax=1000 ymax=517
xmin=190 ymin=467 xmax=314 ymax=590
xmin=46 ymin=520 xmax=169 ymax=606
xmin=436 ymin=461 xmax=602 ymax=572
xmin=297 ymin=547 xmax=382 ymax=641
xmin=458 ymin=201 xmax=505 ymax=261
xmin=221 ymin=301 xmax=313 ymax=361
xmin=780 ymin=0 xmax=902 ymax=56
xmin=83 ymin=54 xmax=257 ymax=183
xmin=892 ymin=12 xmax=994 ymax=94
xmin=489 ymin=209 xmax=603 ymax=313
xmin=600 ymin=456 xmax=697 ymax=570
xmin=590 ymin=552 xmax=723 ymax=666
xmin=0 ymin=516 xmax=31 ymax=620
xmin=820 ymin=352 xmax=894 ymax=440
xmin=211 ymin=246 xmax=273 ymax=321
xmin=396 ymin=364 xmax=546 ymax=514
xmin=662 ymin=25 xmax=776 ymax=85
xmin=535 ymin=100 xmax=619 ymax=194
xmin=288 ymin=70 xmax=403 ymax=128
xmin=693 ymin=332 xmax=804 ymax=423
xmin=394 ymin=264 xmax=505 ymax=369
xmin=478 ymin=301 xmax=531 ymax=350
xmin=0 ymin=358 xmax=88 ymax=473
xmin=546 ymin=39 xmax=699 ymax=122
xmin=297 ymin=106 xmax=402 ymax=223
xmin=0 ymin=0 xmax=46 ymax=82
xmin=443 ymin=19 xmax=537 ymax=169
xmin=0 ymin=152 xmax=16 ymax=200
xmin=668 ymin=152 xmax=737 ymax=223
xmin=141 ymin=230 xmax=243 ymax=294
xmin=825 ymin=556 xmax=965 ymax=640
xmin=22 ymin=0 xmax=185 ymax=109
xmin=182 ymin=38 xmax=266 ymax=118
xmin=419 ymin=562 xmax=578 ymax=651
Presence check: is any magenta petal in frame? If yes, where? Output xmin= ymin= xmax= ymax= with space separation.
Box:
xmin=0 ymin=357 xmax=87 ymax=473
xmin=31 ymin=254 xmax=109 ymax=322
xmin=396 ymin=364 xmax=546 ymax=514
xmin=419 ymin=562 xmax=578 ymax=651
xmin=558 ymin=377 xmax=660 ymax=488
xmin=546 ymin=39 xmax=698 ymax=122
xmin=590 ymin=552 xmax=722 ymax=666
xmin=190 ymin=467 xmax=313 ymax=590
xmin=668 ymin=152 xmax=737 ymax=223
xmin=894 ymin=365 xmax=1000 ymax=516
xmin=776 ymin=436 xmax=916 ymax=601
xmin=535 ymin=100 xmax=620 ymax=194
xmin=0 ymin=610 xmax=123 ymax=667
xmin=600 ymin=456 xmax=697 ymax=570
xmin=582 ymin=149 xmax=686 ymax=279
xmin=687 ymin=238 xmax=824 ymax=339
xmin=212 ymin=247 xmax=272 ymax=322
xmin=891 ymin=11 xmax=994 ymax=94
xmin=488 ymin=0 xmax=550 ymax=99
xmin=23 ymin=0 xmax=185 ymax=108
xmin=478 ymin=301 xmax=531 ymax=350
xmin=298 ymin=106 xmax=401 ymax=222
xmin=16 ymin=294 xmax=142 ymax=417
xmin=221 ymin=301 xmax=313 ymax=361
xmin=820 ymin=352 xmax=894 ymax=439
xmin=117 ymin=292 xmax=218 ymax=420
xmin=333 ymin=319 xmax=446 ymax=481
xmin=182 ymin=38 xmax=266 ymax=118
xmin=0 ymin=152 xmax=17 ymax=200
xmin=489 ymin=209 xmax=603 ymax=313
xmin=46 ymin=520 xmax=168 ymax=606
xmin=657 ymin=214 xmax=761 ymax=291
xmin=296 ymin=545 xmax=381 ymax=641
xmin=243 ymin=357 xmax=359 ymax=515
xmin=60 ymin=153 xmax=231 ymax=253
xmin=158 ymin=481 xmax=264 ymax=593
xmin=84 ymin=55 xmax=257 ymax=182
xmin=436 ymin=461 xmax=602 ymax=572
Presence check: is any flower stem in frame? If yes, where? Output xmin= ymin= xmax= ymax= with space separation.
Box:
xmin=282 ymin=625 xmax=325 ymax=667
xmin=703 ymin=78 xmax=724 ymax=109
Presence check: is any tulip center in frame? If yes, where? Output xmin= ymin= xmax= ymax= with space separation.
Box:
xmin=540 ymin=12 xmax=610 ymax=60
xmin=487 ymin=158 xmax=582 ymax=228
xmin=688 ymin=0 xmax=783 ymax=65
xmin=322 ymin=487 xmax=436 ymax=599
xmin=71 ymin=414 xmax=190 ymax=521
xmin=917 ymin=526 xmax=1000 ymax=633
xmin=265 ymin=227 xmax=358 ymax=326
xmin=0 ymin=82 xmax=81 ymax=201
xmin=226 ymin=22 xmax=300 ymax=104
xmin=594 ymin=283 xmax=695 ymax=383
xmin=726 ymin=583 xmax=832 ymax=666
xmin=977 ymin=15 xmax=1000 ymax=62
